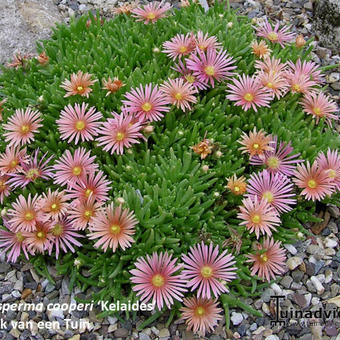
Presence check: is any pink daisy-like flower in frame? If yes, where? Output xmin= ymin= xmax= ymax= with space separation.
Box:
xmin=24 ymin=221 xmax=54 ymax=255
xmin=53 ymin=147 xmax=98 ymax=187
xmin=250 ymin=137 xmax=303 ymax=176
xmin=162 ymin=33 xmax=195 ymax=60
xmin=3 ymin=108 xmax=42 ymax=147
xmin=88 ymin=204 xmax=137 ymax=252
xmin=286 ymin=59 xmax=324 ymax=84
xmin=172 ymin=60 xmax=208 ymax=90
xmin=37 ymin=189 xmax=69 ymax=222
xmin=0 ymin=219 xmax=31 ymax=263
xmin=180 ymin=297 xmax=223 ymax=336
xmin=0 ymin=175 xmax=10 ymax=204
xmin=300 ymin=91 xmax=338 ymax=127
xmin=226 ymin=74 xmax=273 ymax=112
xmin=0 ymin=98 xmax=7 ymax=122
xmin=255 ymin=56 xmax=287 ymax=75
xmin=68 ymin=197 xmax=102 ymax=230
xmin=284 ymin=72 xmax=317 ymax=95
xmin=246 ymin=170 xmax=296 ymax=213
xmin=0 ymin=146 xmax=28 ymax=175
xmin=122 ymin=84 xmax=170 ymax=122
xmin=65 ymin=170 xmax=111 ymax=202
xmin=257 ymin=71 xmax=289 ymax=99
xmin=181 ymin=242 xmax=237 ymax=299
xmin=7 ymin=194 xmax=42 ymax=232
xmin=97 ymin=112 xmax=144 ymax=155
xmin=60 ymin=71 xmax=97 ymax=98
xmin=49 ymin=217 xmax=83 ymax=259
xmin=131 ymin=2 xmax=172 ymax=24
xmin=57 ymin=103 xmax=103 ymax=144
xmin=186 ymin=48 xmax=236 ymax=88
xmin=293 ymin=160 xmax=334 ymax=201
xmin=160 ymin=78 xmax=197 ymax=111
xmin=130 ymin=252 xmax=187 ymax=311
xmin=238 ymin=196 xmax=281 ymax=239
xmin=255 ymin=19 xmax=295 ymax=47
xmin=246 ymin=238 xmax=286 ymax=282
xmin=7 ymin=149 xmax=54 ymax=189
xmin=194 ymin=31 xmax=222 ymax=52
xmin=317 ymin=149 xmax=340 ymax=191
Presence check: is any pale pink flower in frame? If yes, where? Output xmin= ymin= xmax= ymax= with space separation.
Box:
xmin=246 ymin=170 xmax=296 ymax=213
xmin=88 ymin=204 xmax=137 ymax=252
xmin=102 ymin=77 xmax=125 ymax=96
xmin=300 ymin=91 xmax=338 ymax=127
xmin=131 ymin=2 xmax=172 ymax=24
xmin=160 ymin=78 xmax=197 ymax=111
xmin=255 ymin=19 xmax=295 ymax=47
xmin=65 ymin=170 xmax=111 ymax=202
xmin=251 ymin=40 xmax=272 ymax=59
xmin=7 ymin=53 xmax=30 ymax=69
xmin=181 ymin=242 xmax=237 ymax=298
xmin=286 ymin=59 xmax=324 ymax=84
xmin=257 ymin=70 xmax=289 ymax=99
xmin=317 ymin=149 xmax=340 ymax=191
xmin=57 ymin=103 xmax=102 ymax=144
xmin=122 ymin=84 xmax=170 ymax=122
xmin=227 ymin=74 xmax=273 ymax=112
xmin=293 ymin=160 xmax=334 ymax=201
xmin=130 ymin=252 xmax=187 ymax=310
xmin=246 ymin=238 xmax=286 ymax=282
xmin=37 ymin=189 xmax=69 ymax=222
xmin=180 ymin=297 xmax=222 ymax=336
xmin=53 ymin=147 xmax=98 ymax=187
xmin=3 ymin=108 xmax=42 ymax=147
xmin=0 ymin=146 xmax=28 ymax=175
xmin=186 ymin=48 xmax=236 ymax=87
xmin=97 ymin=112 xmax=144 ymax=154
xmin=24 ymin=221 xmax=54 ymax=255
xmin=162 ymin=33 xmax=195 ymax=60
xmin=194 ymin=31 xmax=222 ymax=52
xmin=255 ymin=56 xmax=287 ymax=74
xmin=0 ymin=175 xmax=10 ymax=204
xmin=285 ymin=72 xmax=317 ymax=94
xmin=0 ymin=98 xmax=7 ymax=122
xmin=238 ymin=196 xmax=281 ymax=239
xmin=60 ymin=71 xmax=97 ymax=98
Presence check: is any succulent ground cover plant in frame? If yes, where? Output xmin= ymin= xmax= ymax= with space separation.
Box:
xmin=0 ymin=0 xmax=339 ymax=335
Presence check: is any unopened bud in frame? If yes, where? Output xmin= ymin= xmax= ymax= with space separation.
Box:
xmin=215 ymin=151 xmax=223 ymax=158
xmin=1 ymin=208 xmax=7 ymax=217
xmin=143 ymin=125 xmax=154 ymax=134
xmin=297 ymin=232 xmax=304 ymax=240
xmin=38 ymin=95 xmax=44 ymax=102
xmin=74 ymin=258 xmax=82 ymax=267
xmin=213 ymin=192 xmax=220 ymax=197
xmin=227 ymin=22 xmax=233 ymax=28
xmin=116 ymin=197 xmax=125 ymax=205
xmin=295 ymin=34 xmax=306 ymax=48
xmin=202 ymin=165 xmax=209 ymax=172
xmin=153 ymin=47 xmax=160 ymax=53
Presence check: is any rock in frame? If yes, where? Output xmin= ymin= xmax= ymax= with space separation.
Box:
xmin=271 ymin=283 xmax=283 ymax=295
xmin=292 ymin=270 xmax=304 ymax=282
xmin=114 ymin=328 xmax=129 ymax=338
xmin=265 ymin=336 xmax=279 ymax=340
xmin=262 ymin=288 xmax=274 ymax=302
xmin=139 ymin=333 xmax=151 ymax=340
xmin=314 ymin=0 xmax=340 ymax=53
xmin=287 ymin=256 xmax=303 ymax=270
xmin=250 ymin=323 xmax=257 ymax=331
xmin=293 ymin=293 xmax=307 ymax=308
xmin=324 ymin=236 xmax=338 ymax=248
xmin=158 ymin=328 xmax=170 ymax=338
xmin=280 ymin=276 xmax=293 ymax=289
xmin=284 ymin=244 xmax=297 ymax=255
xmin=0 ymin=263 xmax=10 ymax=273
xmin=325 ymin=269 xmax=333 ymax=283
xmin=21 ymin=288 xmax=32 ymax=300
xmin=311 ymin=297 xmax=320 ymax=305
xmin=324 ymin=322 xmax=338 ymax=336
xmin=310 ymin=276 xmax=325 ymax=295
xmin=262 ymin=303 xmax=270 ymax=315
xmin=68 ymin=336 xmax=80 ymax=340
xmin=231 ymin=312 xmax=243 ymax=326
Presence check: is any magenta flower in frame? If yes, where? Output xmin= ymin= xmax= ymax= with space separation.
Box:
xmin=162 ymin=33 xmax=195 ymax=60
xmin=186 ymin=48 xmax=236 ymax=88
xmin=7 ymin=149 xmax=53 ymax=189
xmin=317 ymin=149 xmax=340 ymax=191
xmin=246 ymin=170 xmax=296 ymax=213
xmin=131 ymin=2 xmax=172 ymax=24
xmin=53 ymin=147 xmax=98 ymax=187
xmin=57 ymin=103 xmax=102 ymax=144
xmin=226 ymin=74 xmax=273 ymax=112
xmin=88 ymin=204 xmax=137 ymax=252
xmin=181 ymin=242 xmax=237 ymax=299
xmin=130 ymin=252 xmax=187 ymax=310
xmin=49 ymin=217 xmax=83 ymax=259
xmin=65 ymin=170 xmax=111 ymax=202
xmin=97 ymin=112 xmax=144 ymax=154
xmin=3 ymin=108 xmax=42 ymax=147
xmin=255 ymin=19 xmax=295 ymax=47
xmin=250 ymin=137 xmax=303 ymax=176
xmin=122 ymin=84 xmax=170 ymax=122
xmin=238 ymin=196 xmax=281 ymax=239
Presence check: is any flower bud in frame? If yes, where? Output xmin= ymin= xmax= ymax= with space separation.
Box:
xmin=202 ymin=165 xmax=209 ymax=172
xmin=295 ymin=35 xmax=306 ymax=48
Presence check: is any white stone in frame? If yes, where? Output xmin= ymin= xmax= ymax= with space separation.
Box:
xmin=79 ymin=4 xmax=88 ymax=12
xmin=265 ymin=336 xmax=279 ymax=340
xmin=316 ymin=274 xmax=325 ymax=284
xmin=262 ymin=303 xmax=270 ymax=315
xmin=311 ymin=297 xmax=320 ymax=305
xmin=47 ymin=307 xmax=64 ymax=319
xmin=310 ymin=276 xmax=325 ymax=295
xmin=325 ymin=269 xmax=333 ymax=284
xmin=271 ymin=283 xmax=283 ymax=295
xmin=286 ymin=256 xmax=303 ymax=270
xmin=284 ymin=244 xmax=297 ymax=255
xmin=304 ymin=293 xmax=312 ymax=307
xmin=231 ymin=312 xmax=243 ymax=325
xmin=324 ymin=237 xmax=338 ymax=248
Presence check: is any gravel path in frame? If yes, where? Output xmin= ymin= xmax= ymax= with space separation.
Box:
xmin=0 ymin=1 xmax=339 ymax=339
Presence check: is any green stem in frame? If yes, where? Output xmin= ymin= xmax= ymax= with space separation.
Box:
xmin=137 ymin=310 xmax=163 ymax=331
xmin=221 ymin=294 xmax=262 ymax=317
xmin=165 ymin=309 xmax=176 ymax=328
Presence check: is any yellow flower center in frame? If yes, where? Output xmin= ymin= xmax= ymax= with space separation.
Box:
xmin=292 ymin=84 xmax=301 ymax=92
xmin=51 ymin=203 xmax=59 ymax=211
xmin=36 ymin=231 xmax=45 ymax=239
xmin=200 ymin=265 xmax=213 ymax=278
xmin=266 ymin=82 xmax=273 ymax=88
xmin=179 ymin=46 xmax=188 ymax=53
xmin=77 ymin=85 xmax=84 ymax=92
xmin=52 ymin=223 xmax=63 ymax=236
xmin=234 ymin=186 xmax=240 ymax=192
xmin=195 ymin=306 xmax=205 ymax=316
xmin=110 ymin=224 xmax=121 ymax=235
xmin=244 ymin=93 xmax=254 ymax=102
xmin=267 ymin=156 xmax=280 ymax=169
xmin=260 ymin=253 xmax=268 ymax=262
xmin=16 ymin=232 xmax=25 ymax=242
xmin=328 ymin=169 xmax=336 ymax=178
xmin=307 ymin=179 xmax=317 ymax=189
xmin=26 ymin=168 xmax=39 ymax=180
xmin=76 ymin=120 xmax=86 ymax=131
xmin=21 ymin=125 xmax=30 ymax=133
xmin=142 ymin=102 xmax=152 ymax=112
xmin=262 ymin=191 xmax=274 ymax=203
xmin=252 ymin=214 xmax=261 ymax=224
xmin=24 ymin=212 xmax=34 ymax=221
xmin=267 ymin=32 xmax=278 ymax=41
xmin=174 ymin=92 xmax=183 ymax=100
xmin=198 ymin=44 xmax=206 ymax=51
xmin=147 ymin=12 xmax=156 ymax=20
xmin=151 ymin=274 xmax=165 ymax=287
xmin=116 ymin=132 xmax=125 ymax=141
xmin=185 ymin=75 xmax=195 ymax=83
xmin=313 ymin=107 xmax=322 ymax=116
xmin=10 ymin=159 xmax=18 ymax=168
xmin=72 ymin=166 xmax=82 ymax=176
xmin=253 ymin=143 xmax=259 ymax=149
xmin=204 ymin=66 xmax=215 ymax=76
xmin=84 ymin=210 xmax=93 ymax=219
xmin=85 ymin=188 xmax=93 ymax=198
